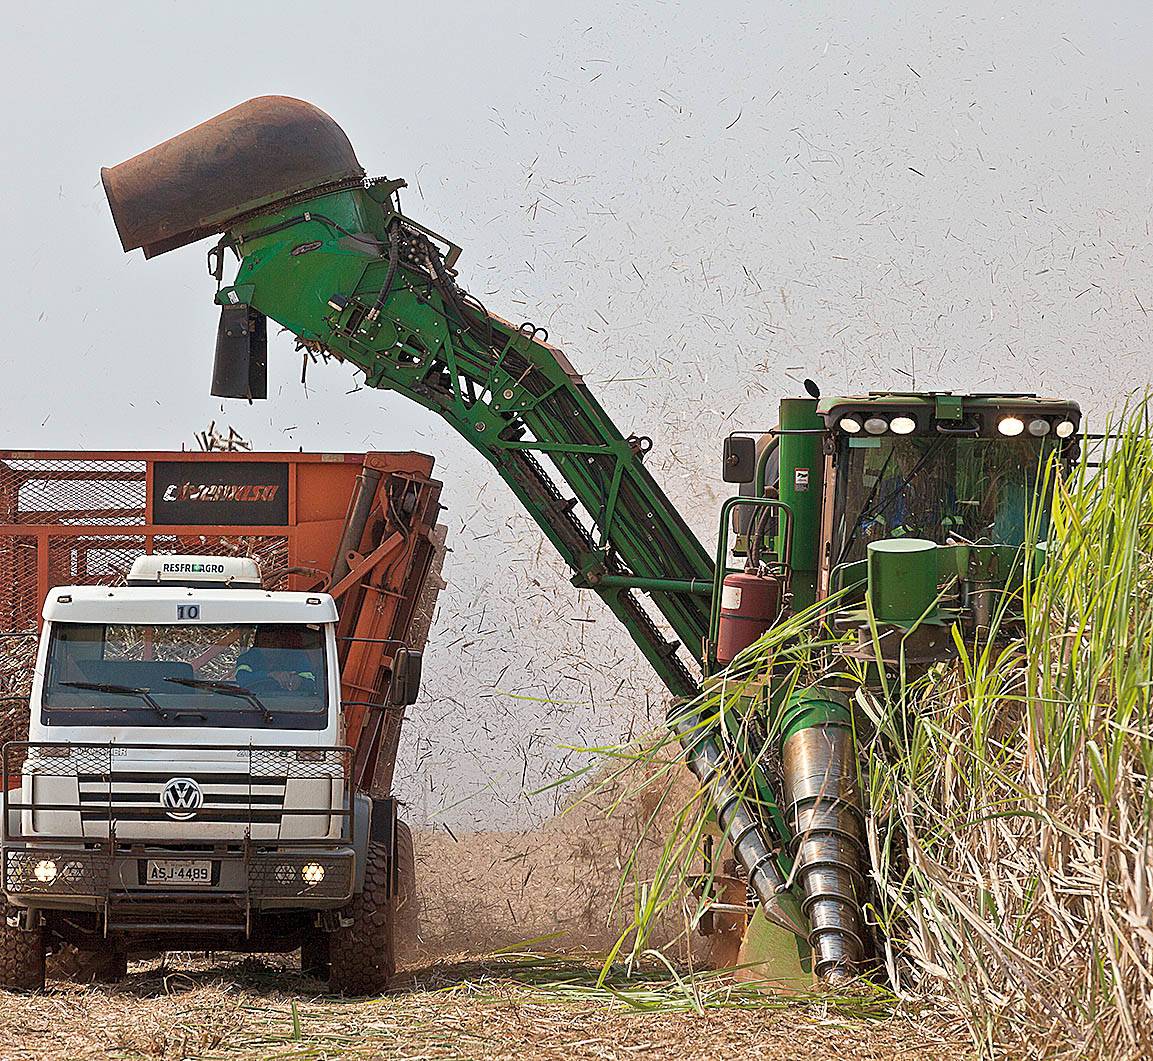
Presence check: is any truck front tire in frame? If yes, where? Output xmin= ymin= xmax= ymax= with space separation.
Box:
xmin=0 ymin=905 xmax=45 ymax=991
xmin=328 ymin=840 xmax=394 ymax=995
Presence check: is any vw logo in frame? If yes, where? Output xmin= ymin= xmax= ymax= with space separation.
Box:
xmin=161 ymin=777 xmax=204 ymax=820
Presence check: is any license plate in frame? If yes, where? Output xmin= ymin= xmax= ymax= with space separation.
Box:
xmin=146 ymin=859 xmax=212 ymax=886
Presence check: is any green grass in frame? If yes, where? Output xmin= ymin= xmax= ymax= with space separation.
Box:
xmin=860 ymin=402 xmax=1153 ymax=1060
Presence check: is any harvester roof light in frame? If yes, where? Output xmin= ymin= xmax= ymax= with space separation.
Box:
xmin=838 ymin=416 xmax=862 ymax=434
xmin=997 ymin=416 xmax=1024 ymax=437
xmin=1027 ymin=418 xmax=1051 ymax=437
xmin=864 ymin=416 xmax=889 ymax=435
xmin=890 ymin=415 xmax=916 ymax=435
xmin=1056 ymin=419 xmax=1076 ymax=438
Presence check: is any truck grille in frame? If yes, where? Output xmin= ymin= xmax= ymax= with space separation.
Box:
xmin=4 ymin=742 xmax=350 ymax=843
xmin=77 ymin=773 xmax=288 ymax=825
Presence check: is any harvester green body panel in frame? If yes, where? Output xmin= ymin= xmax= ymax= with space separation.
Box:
xmin=867 ymin=538 xmax=939 ymax=624
xmin=776 ymin=399 xmax=824 ymax=610
xmin=735 ymin=907 xmax=813 ymax=987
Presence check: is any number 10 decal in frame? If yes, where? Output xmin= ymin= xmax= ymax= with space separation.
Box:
xmin=176 ymin=604 xmax=201 ymax=620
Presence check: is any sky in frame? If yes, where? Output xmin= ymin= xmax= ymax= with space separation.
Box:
xmin=4 ymin=1 xmax=1152 ymax=827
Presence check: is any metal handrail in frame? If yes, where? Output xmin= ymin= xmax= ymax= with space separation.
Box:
xmin=708 ymin=496 xmax=795 ymax=659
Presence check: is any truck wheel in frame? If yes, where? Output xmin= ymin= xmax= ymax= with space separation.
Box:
xmin=300 ymin=931 xmax=330 ymax=978
xmin=329 ymin=840 xmax=394 ymax=995
xmin=394 ymin=819 xmax=419 ymax=942
xmin=0 ymin=905 xmax=45 ymax=991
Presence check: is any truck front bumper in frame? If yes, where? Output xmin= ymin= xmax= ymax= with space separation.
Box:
xmin=3 ymin=841 xmax=355 ymax=917
xmin=3 ymin=740 xmax=359 ymax=930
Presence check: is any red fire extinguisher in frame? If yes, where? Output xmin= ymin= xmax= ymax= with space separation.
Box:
xmin=715 ymin=569 xmax=784 ymax=667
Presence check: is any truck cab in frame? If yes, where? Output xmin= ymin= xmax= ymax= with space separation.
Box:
xmin=2 ymin=554 xmax=393 ymax=992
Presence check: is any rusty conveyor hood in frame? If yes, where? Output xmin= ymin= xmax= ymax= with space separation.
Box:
xmin=102 ymin=95 xmax=364 ymax=258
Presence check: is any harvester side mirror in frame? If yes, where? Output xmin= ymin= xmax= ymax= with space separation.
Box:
xmin=388 ymin=648 xmax=423 ymax=706
xmin=211 ymin=304 xmax=268 ymax=400
xmin=722 ymin=436 xmax=756 ymax=483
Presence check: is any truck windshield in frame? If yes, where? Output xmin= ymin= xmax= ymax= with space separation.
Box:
xmin=833 ymin=435 xmax=1056 ymax=566
xmin=41 ymin=622 xmax=329 ymax=729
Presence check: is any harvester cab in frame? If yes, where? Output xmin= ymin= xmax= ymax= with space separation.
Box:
xmin=821 ymin=394 xmax=1079 ymax=656
xmin=714 ymin=393 xmax=1081 ymax=670
xmin=97 ymin=97 xmax=1083 ymax=987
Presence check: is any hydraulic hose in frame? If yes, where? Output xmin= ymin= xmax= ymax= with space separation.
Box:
xmin=366 ymin=222 xmax=400 ymax=322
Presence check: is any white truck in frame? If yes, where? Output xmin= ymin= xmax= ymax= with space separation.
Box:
xmin=1 ymin=554 xmax=413 ymax=993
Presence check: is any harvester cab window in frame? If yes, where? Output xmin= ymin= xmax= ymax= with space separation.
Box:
xmin=42 ymin=622 xmax=328 ymax=729
xmin=835 ymin=434 xmax=1055 ymax=566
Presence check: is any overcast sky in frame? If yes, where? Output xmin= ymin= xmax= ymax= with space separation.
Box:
xmin=5 ymin=2 xmax=1152 ymax=827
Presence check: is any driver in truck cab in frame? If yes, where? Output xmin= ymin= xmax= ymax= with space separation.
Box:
xmin=236 ymin=648 xmax=318 ymax=693
xmin=235 ymin=626 xmax=321 ymax=694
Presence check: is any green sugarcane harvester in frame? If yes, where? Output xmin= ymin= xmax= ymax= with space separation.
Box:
xmin=101 ymin=97 xmax=1081 ymax=984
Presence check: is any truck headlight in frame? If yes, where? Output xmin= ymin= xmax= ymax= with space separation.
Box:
xmin=33 ymin=859 xmax=58 ymax=884
xmin=302 ymin=862 xmax=325 ymax=886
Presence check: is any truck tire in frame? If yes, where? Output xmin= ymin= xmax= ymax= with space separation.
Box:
xmin=393 ymin=819 xmax=419 ymax=942
xmin=328 ymin=840 xmax=394 ymax=995
xmin=0 ymin=905 xmax=44 ymax=991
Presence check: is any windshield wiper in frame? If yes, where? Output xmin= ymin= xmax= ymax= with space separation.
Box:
xmin=837 ymin=449 xmax=896 ymax=567
xmin=162 ymin=677 xmax=275 ymax=722
xmin=838 ymin=438 xmax=948 ymax=566
xmin=58 ymin=680 xmax=169 ymax=721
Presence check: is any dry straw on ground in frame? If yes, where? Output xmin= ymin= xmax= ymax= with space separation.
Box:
xmin=0 ymin=955 xmax=971 ymax=1061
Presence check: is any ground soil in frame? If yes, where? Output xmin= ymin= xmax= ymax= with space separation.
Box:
xmin=0 ymin=767 xmax=973 ymax=1060
xmin=0 ymin=955 xmax=973 ymax=1061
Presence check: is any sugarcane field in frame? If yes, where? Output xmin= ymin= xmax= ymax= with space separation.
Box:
xmin=3 ymin=3 xmax=1152 ymax=1059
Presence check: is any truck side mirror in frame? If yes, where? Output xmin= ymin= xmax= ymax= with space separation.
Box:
xmin=722 ymin=436 xmax=756 ymax=483
xmin=387 ymin=648 xmax=423 ymax=706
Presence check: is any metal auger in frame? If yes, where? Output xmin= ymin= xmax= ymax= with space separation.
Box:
xmin=668 ymin=705 xmax=810 ymax=944
xmin=780 ymin=689 xmax=867 ymax=983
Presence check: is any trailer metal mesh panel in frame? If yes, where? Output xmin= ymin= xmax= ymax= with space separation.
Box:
xmin=0 ymin=457 xmax=147 ymax=527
